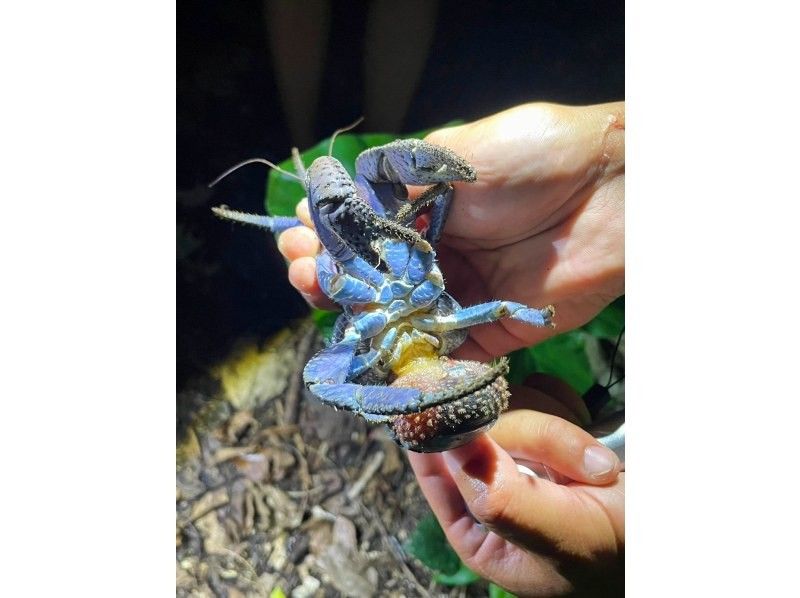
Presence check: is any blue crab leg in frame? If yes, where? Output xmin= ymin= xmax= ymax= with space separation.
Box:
xmin=303 ymin=336 xmax=360 ymax=386
xmin=410 ymin=301 xmax=556 ymax=332
xmin=303 ymin=311 xmax=390 ymax=387
xmin=423 ymin=184 xmax=453 ymax=244
xmin=329 ymin=312 xmax=351 ymax=345
xmin=378 ymin=239 xmax=435 ymax=287
xmin=308 ymin=383 xmax=423 ymax=416
xmin=316 ymin=252 xmax=393 ymax=305
xmin=303 ymin=329 xmax=428 ymax=417
xmin=349 ymin=328 xmax=398 ymax=377
xmin=211 ymin=206 xmax=302 ymax=234
xmin=309 ymin=355 xmax=511 ymax=417
xmin=409 ymin=266 xmax=444 ymax=308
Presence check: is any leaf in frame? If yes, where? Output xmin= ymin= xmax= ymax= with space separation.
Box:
xmin=269 ymin=587 xmax=287 ymax=598
xmin=508 ymin=297 xmax=625 ymax=391
xmin=507 ymin=346 xmax=537 ymax=385
xmin=582 ymin=295 xmax=625 ymax=341
xmin=489 ymin=582 xmax=518 ymax=598
xmin=404 ymin=513 xmax=461 ymax=575
xmin=311 ymin=308 xmax=339 ymax=342
xmin=530 ymin=331 xmax=595 ymax=395
xmin=434 ymin=563 xmax=481 ymax=586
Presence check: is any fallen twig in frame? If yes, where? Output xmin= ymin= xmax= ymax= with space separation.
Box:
xmin=347 ymin=450 xmax=385 ymax=500
xmin=358 ymin=500 xmax=430 ymax=598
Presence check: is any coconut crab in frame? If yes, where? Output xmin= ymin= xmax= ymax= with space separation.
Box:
xmin=212 ymin=137 xmax=555 ymax=452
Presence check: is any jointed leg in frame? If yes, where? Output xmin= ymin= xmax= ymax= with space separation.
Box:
xmin=212 ymin=206 xmax=302 ymax=233
xmin=410 ymin=301 xmax=555 ymax=333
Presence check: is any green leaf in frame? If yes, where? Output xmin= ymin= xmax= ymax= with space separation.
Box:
xmin=530 ymin=330 xmax=595 ymax=395
xmin=507 ymin=346 xmax=538 ymax=385
xmin=357 ymin=132 xmax=402 ymax=148
xmin=507 ymin=330 xmax=595 ymax=394
xmin=311 ymin=308 xmax=339 ymax=342
xmin=405 ymin=513 xmax=461 ymax=575
xmin=582 ymin=295 xmax=625 ymax=341
xmin=434 ymin=563 xmax=481 ymax=586
xmin=507 ymin=297 xmax=624 ymax=392
xmin=489 ymin=582 xmax=518 ymax=598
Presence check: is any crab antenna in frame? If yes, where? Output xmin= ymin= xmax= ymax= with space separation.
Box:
xmin=208 ymin=158 xmax=303 ymax=188
xmin=328 ymin=116 xmax=365 ymax=156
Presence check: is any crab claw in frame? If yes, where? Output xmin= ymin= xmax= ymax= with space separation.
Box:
xmin=356 ymin=139 xmax=477 ymax=186
xmin=404 ymin=139 xmax=477 ymax=184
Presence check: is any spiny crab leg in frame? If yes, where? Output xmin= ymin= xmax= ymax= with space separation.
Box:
xmin=302 ymin=329 xmax=427 ymax=417
xmin=349 ymin=328 xmax=398 ymax=378
xmin=211 ymin=206 xmax=302 ymax=234
xmin=316 ymin=252 xmax=393 ymax=305
xmin=394 ymin=183 xmax=454 ymax=244
xmin=411 ymin=301 xmax=556 ymax=333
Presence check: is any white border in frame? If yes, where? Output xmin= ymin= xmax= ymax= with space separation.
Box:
xmin=1 ymin=1 xmax=798 ymax=595
xmin=1 ymin=1 xmax=175 ymax=594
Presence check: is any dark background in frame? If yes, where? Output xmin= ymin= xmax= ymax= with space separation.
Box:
xmin=177 ymin=0 xmax=624 ymax=390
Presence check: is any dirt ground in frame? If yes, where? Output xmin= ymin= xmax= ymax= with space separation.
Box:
xmin=177 ymin=319 xmax=492 ymax=598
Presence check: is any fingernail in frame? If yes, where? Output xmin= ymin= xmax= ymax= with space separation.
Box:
xmin=583 ymin=445 xmax=618 ymax=478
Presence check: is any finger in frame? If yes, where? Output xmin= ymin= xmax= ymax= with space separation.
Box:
xmin=424 ymin=123 xmax=469 ymax=157
xmin=489 ymin=409 xmax=620 ymax=485
xmin=287 ymin=256 xmax=335 ymax=309
xmin=408 ymin=450 xmax=574 ymax=595
xmin=276 ymin=226 xmax=320 ymax=261
xmin=295 ymin=198 xmax=314 ymax=228
xmin=441 ymin=435 xmax=619 ymax=560
xmin=407 ymin=451 xmax=493 ymax=553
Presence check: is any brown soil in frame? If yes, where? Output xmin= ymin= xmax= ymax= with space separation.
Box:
xmin=176 ymin=319 xmax=486 ymax=598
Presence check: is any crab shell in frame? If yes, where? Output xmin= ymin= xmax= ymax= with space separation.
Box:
xmin=386 ymin=356 xmax=510 ymax=452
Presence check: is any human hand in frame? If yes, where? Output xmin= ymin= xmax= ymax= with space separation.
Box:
xmin=275 ymin=105 xmax=625 ymax=594
xmin=408 ymin=383 xmax=624 ymax=597
xmin=278 ymin=102 xmax=625 ymax=360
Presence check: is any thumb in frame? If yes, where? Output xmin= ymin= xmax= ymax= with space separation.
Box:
xmin=489 ymin=409 xmax=621 ymax=485
xmin=441 ymin=434 xmax=620 ymax=560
